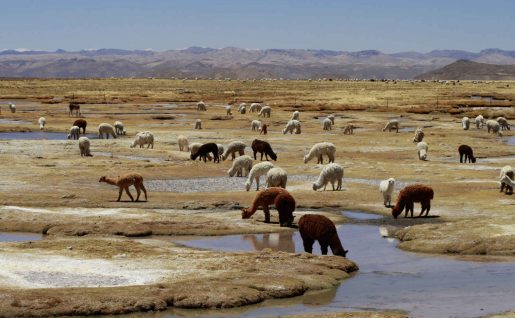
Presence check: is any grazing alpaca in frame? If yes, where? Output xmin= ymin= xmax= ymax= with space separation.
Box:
xmin=238 ymin=103 xmax=247 ymax=114
xmin=497 ymin=117 xmax=511 ymax=131
xmin=462 ymin=117 xmax=470 ymax=130
xmin=500 ymin=174 xmax=515 ymax=195
xmin=475 ymin=115 xmax=485 ymax=129
xmin=99 ymin=173 xmax=148 ymax=202
xmin=190 ymin=142 xmax=219 ymax=163
xmin=225 ymin=105 xmax=232 ymax=116
xmin=245 ymin=161 xmax=275 ymax=191
xmin=130 ymin=131 xmax=154 ymax=148
xmin=73 ymin=119 xmax=87 ymax=134
xmin=379 ymin=177 xmax=395 ymax=207
xmin=391 ymin=184 xmax=434 ymax=219
xmin=291 ymin=111 xmax=300 ymax=121
xmin=114 ymin=121 xmax=126 ymax=135
xmin=323 ymin=118 xmax=332 ymax=130
xmin=197 ymin=101 xmax=207 ymax=111
xmin=499 ymin=165 xmax=515 ymax=194
xmin=227 ymin=155 xmax=253 ymax=177
xmin=195 ymin=119 xmax=202 ymax=129
xmin=458 ymin=145 xmax=476 ymax=163
xmin=241 ymin=187 xmax=295 ymax=227
xmin=417 ymin=141 xmax=428 ymax=160
xmin=260 ymin=124 xmax=268 ymax=135
xmin=69 ymin=103 xmax=81 ymax=117
xmin=8 ymin=103 xmax=16 ymax=113
xmin=98 ymin=123 xmax=117 ymax=139
xmin=486 ymin=120 xmax=502 ymax=136
xmin=177 ymin=135 xmax=189 ymax=152
xmin=251 ymin=139 xmax=277 ymax=161
xmin=413 ymin=127 xmax=424 ymax=143
xmin=258 ymin=106 xmax=271 ymax=118
xmin=67 ymin=125 xmax=80 ymax=140
xmin=78 ymin=137 xmax=92 ymax=157
xmin=250 ymin=103 xmax=262 ymax=113
xmin=38 ymin=117 xmax=46 ymax=130
xmin=303 ymin=142 xmax=336 ymax=164
xmin=251 ymin=120 xmax=262 ymax=131
xmin=382 ymin=119 xmax=399 ymax=133
xmin=222 ymin=141 xmax=247 ymax=160
xmin=312 ymin=163 xmax=343 ymax=191
xmin=298 ymin=214 xmax=348 ymax=257
xmin=266 ymin=167 xmax=288 ymax=188
xmin=343 ymin=124 xmax=354 ymax=135
xmin=282 ymin=120 xmax=301 ymax=134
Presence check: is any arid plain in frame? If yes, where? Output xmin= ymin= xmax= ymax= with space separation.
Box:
xmin=0 ymin=79 xmax=514 ymax=317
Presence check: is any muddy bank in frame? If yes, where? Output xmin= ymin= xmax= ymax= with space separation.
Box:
xmin=0 ymin=236 xmax=357 ymax=316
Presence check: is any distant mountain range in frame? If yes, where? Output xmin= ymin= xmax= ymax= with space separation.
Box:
xmin=0 ymin=47 xmax=514 ymax=79
xmin=415 ymin=60 xmax=515 ymax=80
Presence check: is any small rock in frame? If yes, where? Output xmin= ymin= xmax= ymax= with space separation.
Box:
xmin=61 ymin=194 xmax=76 ymax=199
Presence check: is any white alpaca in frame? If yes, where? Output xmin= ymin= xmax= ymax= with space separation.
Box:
xmin=282 ymin=120 xmax=301 ymax=134
xmin=499 ymin=165 xmax=515 ymax=193
xmin=130 ymin=131 xmax=154 ymax=148
xmin=67 ymin=125 xmax=80 ymax=140
xmin=413 ymin=127 xmax=424 ymax=143
xmin=225 ymin=105 xmax=232 ymax=116
xmin=245 ymin=161 xmax=275 ymax=191
xmin=266 ymin=167 xmax=287 ymax=188
xmin=98 ymin=123 xmax=117 ymax=139
xmin=197 ymin=101 xmax=207 ymax=111
xmin=486 ymin=119 xmax=502 ymax=136
xmin=258 ymin=106 xmax=271 ymax=118
xmin=227 ymin=155 xmax=253 ymax=177
xmin=327 ymin=114 xmax=335 ymax=125
xmin=291 ymin=111 xmax=300 ymax=121
xmin=38 ymin=117 xmax=46 ymax=130
xmin=8 ymin=103 xmax=16 ymax=113
xmin=382 ymin=119 xmax=399 ymax=132
xmin=500 ymin=174 xmax=515 ymax=188
xmin=217 ymin=143 xmax=225 ymax=161
xmin=222 ymin=141 xmax=247 ymax=160
xmin=238 ymin=103 xmax=247 ymax=114
xmin=497 ymin=117 xmax=510 ymax=131
xmin=462 ymin=117 xmax=470 ymax=130
xmin=379 ymin=178 xmax=395 ymax=207
xmin=78 ymin=137 xmax=92 ymax=157
xmin=177 ymin=135 xmax=189 ymax=152
xmin=114 ymin=121 xmax=126 ymax=135
xmin=417 ymin=141 xmax=428 ymax=160
xmin=251 ymin=120 xmax=262 ymax=131
xmin=312 ymin=163 xmax=343 ymax=191
xmin=303 ymin=142 xmax=336 ymax=164
xmin=250 ymin=103 xmax=262 ymax=113
xmin=343 ymin=124 xmax=354 ymax=135
xmin=475 ymin=115 xmax=485 ymax=129
xmin=323 ymin=118 xmax=332 ymax=130
xmin=195 ymin=119 xmax=202 ymax=129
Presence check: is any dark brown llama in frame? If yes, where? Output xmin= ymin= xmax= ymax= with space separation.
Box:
xmin=251 ymin=139 xmax=277 ymax=161
xmin=298 ymin=214 xmax=348 ymax=257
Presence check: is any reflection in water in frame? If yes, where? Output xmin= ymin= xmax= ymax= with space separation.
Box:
xmin=243 ymin=232 xmax=295 ymax=253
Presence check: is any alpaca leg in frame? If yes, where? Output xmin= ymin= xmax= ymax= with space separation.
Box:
xmin=239 ymin=149 xmax=244 ymax=156
xmin=135 ymin=186 xmax=141 ymax=201
xmin=419 ymin=201 xmax=427 ymax=217
xmin=117 ymin=188 xmax=123 ymax=202
xmin=331 ymin=181 xmax=335 ymax=191
xmin=337 ymin=179 xmax=342 ymax=190
xmin=125 ymin=187 xmax=134 ymax=201
xmin=255 ymin=177 xmax=260 ymax=191
xmin=425 ymin=200 xmax=431 ymax=216
xmin=140 ymin=183 xmax=148 ymax=201
xmin=254 ymin=150 xmax=257 ymax=160
xmin=302 ymin=237 xmax=314 ymax=253
xmin=263 ymin=205 xmax=271 ymax=223
xmin=460 ymin=153 xmax=463 ymax=163
xmin=320 ymin=241 xmax=329 ymax=255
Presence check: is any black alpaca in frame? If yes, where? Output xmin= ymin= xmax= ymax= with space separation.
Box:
xmin=190 ymin=143 xmax=219 ymax=163
xmin=458 ymin=144 xmax=476 ymax=163
xmin=251 ymin=139 xmax=277 ymax=161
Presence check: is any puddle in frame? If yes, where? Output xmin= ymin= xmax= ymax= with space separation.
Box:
xmin=146 ymin=175 xmax=314 ymax=193
xmin=0 ymin=232 xmax=42 ymax=242
xmin=0 ymin=119 xmax=32 ymax=125
xmin=164 ymin=212 xmax=515 ymax=318
xmin=0 ymin=132 xmax=97 ymax=140
xmin=342 ymin=211 xmax=383 ymax=220
xmin=504 ymin=136 xmax=515 ymax=146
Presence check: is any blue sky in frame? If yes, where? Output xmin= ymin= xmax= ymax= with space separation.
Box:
xmin=1 ymin=0 xmax=514 ymax=52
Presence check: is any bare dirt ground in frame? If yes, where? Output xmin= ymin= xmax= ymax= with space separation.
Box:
xmin=0 ymin=79 xmax=514 ymax=316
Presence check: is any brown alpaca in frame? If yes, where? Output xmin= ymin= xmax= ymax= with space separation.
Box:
xmin=391 ymin=184 xmax=434 ymax=219
xmin=99 ymin=173 xmax=148 ymax=202
xmin=260 ymin=124 xmax=268 ymax=135
xmin=73 ymin=119 xmax=87 ymax=134
xmin=251 ymin=139 xmax=277 ymax=161
xmin=298 ymin=214 xmax=348 ymax=257
xmin=241 ymin=187 xmax=295 ymax=226
xmin=69 ymin=103 xmax=81 ymax=117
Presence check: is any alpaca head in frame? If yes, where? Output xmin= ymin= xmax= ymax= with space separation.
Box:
xmin=227 ymin=168 xmax=235 ymax=177
xmin=388 ymin=178 xmax=395 ymax=186
xmin=67 ymin=134 xmax=71 ymax=139
xmin=471 ymin=157 xmax=476 ymax=163
xmin=245 ymin=181 xmax=251 ymax=192
xmin=391 ymin=207 xmax=402 ymax=219
xmin=303 ymin=155 xmax=308 ymax=164
xmin=279 ymin=215 xmax=294 ymax=228
xmin=312 ymin=183 xmax=319 ymax=191
xmin=270 ymin=152 xmax=277 ymax=161
xmin=335 ymin=249 xmax=348 ymax=258
xmin=98 ymin=176 xmax=107 ymax=183
xmin=241 ymin=208 xmax=252 ymax=219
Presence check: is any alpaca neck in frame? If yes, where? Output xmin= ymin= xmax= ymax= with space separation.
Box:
xmin=247 ymin=195 xmax=262 ymax=214
xmin=329 ymin=233 xmax=346 ymax=256
xmin=392 ymin=197 xmax=406 ymax=216
xmin=103 ymin=177 xmax=119 ymax=186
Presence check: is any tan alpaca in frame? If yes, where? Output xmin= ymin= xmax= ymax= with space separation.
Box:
xmin=99 ymin=173 xmax=148 ymax=202
xmin=241 ymin=187 xmax=295 ymax=226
